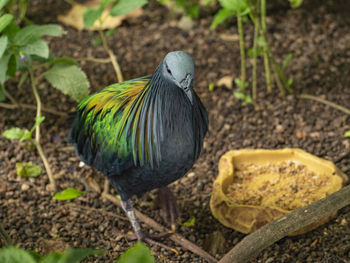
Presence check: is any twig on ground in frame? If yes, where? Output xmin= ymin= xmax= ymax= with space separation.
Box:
xmin=77 ymin=57 xmax=111 ymax=64
xmin=218 ymin=184 xmax=350 ymax=263
xmin=98 ymin=19 xmax=123 ymax=83
xmin=29 ymin=69 xmax=57 ymax=192
xmin=0 ymin=102 xmax=66 ymax=117
xmin=102 ymin=193 xmax=218 ymax=263
xmin=298 ymin=94 xmax=350 ymax=115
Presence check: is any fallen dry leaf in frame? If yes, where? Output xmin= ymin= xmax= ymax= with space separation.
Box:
xmin=58 ymin=0 xmax=143 ymax=31
xmin=217 ymin=75 xmax=234 ymax=90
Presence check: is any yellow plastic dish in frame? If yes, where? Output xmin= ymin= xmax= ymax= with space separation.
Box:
xmin=210 ymin=148 xmax=348 ymax=235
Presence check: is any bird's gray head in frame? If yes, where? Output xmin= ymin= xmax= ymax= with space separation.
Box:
xmin=161 ymin=51 xmax=195 ymax=104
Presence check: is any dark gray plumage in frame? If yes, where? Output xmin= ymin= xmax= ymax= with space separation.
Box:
xmin=69 ymin=51 xmax=208 ymax=245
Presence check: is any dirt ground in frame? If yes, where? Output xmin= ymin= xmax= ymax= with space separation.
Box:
xmin=1 ymin=0 xmax=350 ymax=262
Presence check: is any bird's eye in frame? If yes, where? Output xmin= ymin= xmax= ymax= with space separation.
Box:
xmin=166 ymin=64 xmax=172 ymax=76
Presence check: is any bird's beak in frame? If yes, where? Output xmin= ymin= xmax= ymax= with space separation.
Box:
xmin=181 ymin=74 xmax=193 ymax=104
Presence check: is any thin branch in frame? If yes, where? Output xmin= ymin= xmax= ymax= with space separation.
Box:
xmin=98 ymin=21 xmax=124 ymax=83
xmin=2 ymin=85 xmax=19 ymax=105
xmin=260 ymin=0 xmax=272 ymax=93
xmin=237 ymin=15 xmax=246 ymax=89
xmin=29 ymin=69 xmax=57 ymax=192
xmin=0 ymin=223 xmax=12 ymax=246
xmin=218 ymin=184 xmax=350 ymax=263
xmin=251 ymin=0 xmax=260 ymax=104
xmin=0 ymin=102 xmax=66 ymax=117
xmin=77 ymin=57 xmax=111 ymax=64
xmin=102 ymin=193 xmax=218 ymax=263
xmin=298 ymin=94 xmax=350 ymax=115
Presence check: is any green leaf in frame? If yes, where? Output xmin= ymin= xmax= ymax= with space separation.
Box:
xmin=16 ymin=162 xmax=42 ymax=178
xmin=20 ymin=38 xmax=49 ymax=58
xmin=282 ymin=53 xmax=293 ymax=71
xmin=243 ymin=95 xmax=252 ymax=105
xmin=83 ymin=6 xmax=104 ymax=28
xmin=204 ymin=0 xmax=214 ymax=4
xmin=218 ymin=0 xmax=249 ymax=15
xmin=14 ymin=24 xmax=65 ymax=45
xmin=117 ymin=242 xmax=155 ymax=263
xmin=289 ymin=0 xmax=303 ymax=8
xmin=56 ymin=248 xmax=103 ymax=263
xmin=92 ymin=36 xmax=102 ymax=47
xmin=18 ymin=72 xmax=28 ymax=88
xmin=210 ymin=8 xmax=234 ymax=29
xmin=0 ymin=246 xmax=36 ymax=263
xmin=0 ymin=13 xmax=13 ymax=33
xmin=110 ymin=0 xmax=147 ymax=17
xmin=43 ymin=64 xmax=90 ymax=102
xmin=0 ymin=0 xmax=10 ymax=10
xmin=179 ymin=216 xmax=196 ymax=227
xmin=3 ymin=127 xmax=25 ymax=140
xmin=234 ymin=91 xmax=246 ymax=100
xmin=247 ymin=47 xmax=263 ymax=57
xmin=6 ymin=54 xmax=16 ymax=77
xmin=30 ymin=115 xmax=45 ymax=134
xmin=106 ymin=28 xmax=117 ymax=37
xmin=40 ymin=252 xmax=63 ymax=263
xmin=344 ymin=131 xmax=350 ymax=138
xmin=51 ymin=56 xmax=78 ymax=66
xmin=257 ymin=36 xmax=266 ymax=47
xmin=208 ymin=82 xmax=215 ymax=91
xmin=0 ymin=54 xmax=10 ymax=84
xmin=0 ymin=35 xmax=8 ymax=59
xmin=3 ymin=127 xmax=32 ymax=142
xmin=0 ymin=84 xmax=5 ymax=101
xmin=18 ymin=0 xmax=28 ymax=21
xmin=2 ymin=22 xmax=20 ymax=42
xmin=101 ymin=0 xmax=115 ymax=7
xmin=54 ymin=188 xmax=85 ymax=201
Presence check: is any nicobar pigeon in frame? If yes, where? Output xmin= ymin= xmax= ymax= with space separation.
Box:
xmin=68 ymin=51 xmax=208 ymax=247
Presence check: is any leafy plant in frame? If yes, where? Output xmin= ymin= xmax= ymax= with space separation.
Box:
xmin=1 ymin=1 xmax=90 ymax=192
xmin=116 ymin=242 xmax=155 ymax=263
xmin=0 ymin=246 xmax=103 ymax=263
xmin=83 ymin=0 xmax=148 ymax=83
xmin=157 ymin=0 xmax=201 ymax=19
xmin=54 ymin=188 xmax=85 ymax=201
xmin=179 ymin=216 xmax=196 ymax=227
xmin=209 ymin=0 xmax=302 ymax=104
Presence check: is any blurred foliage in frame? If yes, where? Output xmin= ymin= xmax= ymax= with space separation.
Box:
xmin=208 ymin=0 xmax=302 ymax=104
xmin=0 ymin=246 xmax=103 ymax=263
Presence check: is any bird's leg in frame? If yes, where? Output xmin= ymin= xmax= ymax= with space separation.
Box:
xmin=158 ymin=187 xmax=180 ymax=233
xmin=121 ymin=199 xmax=177 ymax=252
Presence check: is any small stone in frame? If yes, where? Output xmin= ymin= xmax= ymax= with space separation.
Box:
xmin=21 ymin=184 xmax=30 ymax=191
xmin=340 ymin=218 xmax=347 ymax=226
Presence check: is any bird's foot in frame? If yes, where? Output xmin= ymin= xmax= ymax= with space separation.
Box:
xmin=157 ymin=187 xmax=180 ymax=233
xmin=136 ymin=229 xmax=179 ymax=254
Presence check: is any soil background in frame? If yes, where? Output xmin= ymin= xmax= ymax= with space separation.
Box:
xmin=1 ymin=0 xmax=350 ymax=262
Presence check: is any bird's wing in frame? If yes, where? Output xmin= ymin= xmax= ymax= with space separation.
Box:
xmin=69 ymin=75 xmax=163 ymax=174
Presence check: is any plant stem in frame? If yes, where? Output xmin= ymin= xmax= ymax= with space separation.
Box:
xmin=237 ymin=14 xmax=246 ymax=90
xmin=298 ymin=94 xmax=350 ymax=115
xmin=0 ymin=223 xmax=12 ymax=246
xmin=77 ymin=57 xmax=111 ymax=64
xmin=98 ymin=21 xmax=123 ymax=83
xmin=252 ymin=3 xmax=260 ymax=104
xmin=260 ymin=0 xmax=272 ymax=93
xmin=28 ymin=68 xmax=56 ymax=192
xmin=2 ymin=84 xmax=19 ymax=105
